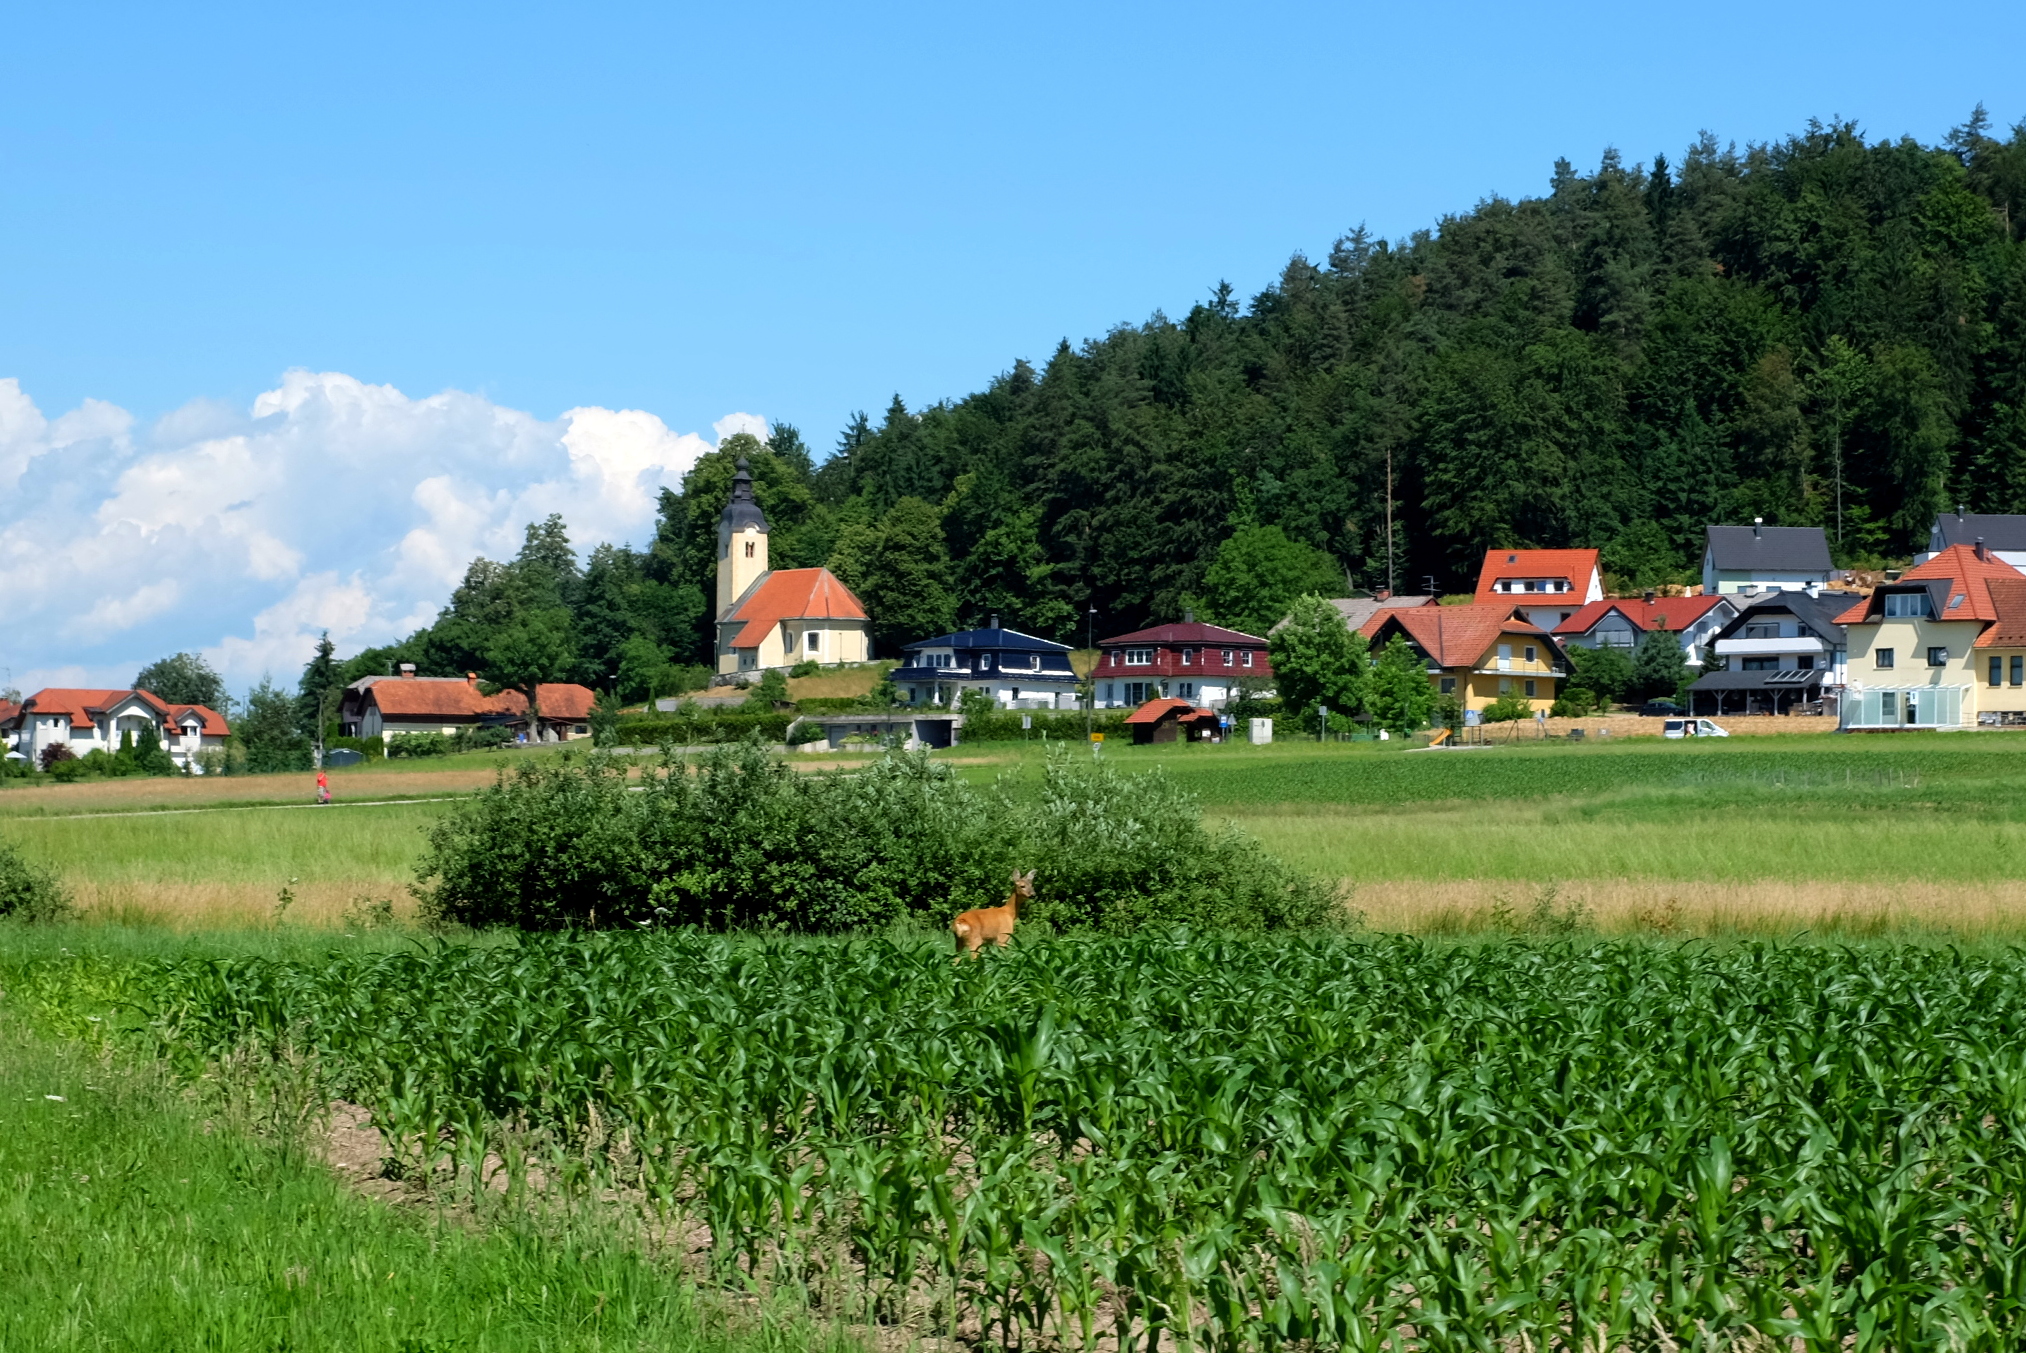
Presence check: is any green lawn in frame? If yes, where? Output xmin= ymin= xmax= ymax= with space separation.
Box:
xmin=0 ymin=1012 xmax=851 ymax=1351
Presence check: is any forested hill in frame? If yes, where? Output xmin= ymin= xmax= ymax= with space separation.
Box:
xmin=346 ymin=112 xmax=2026 ymax=693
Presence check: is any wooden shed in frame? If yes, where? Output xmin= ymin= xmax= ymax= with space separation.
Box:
xmin=1124 ymin=697 xmax=1220 ymax=745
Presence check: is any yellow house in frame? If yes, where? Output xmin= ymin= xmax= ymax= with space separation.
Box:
xmin=1835 ymin=543 xmax=2026 ymax=729
xmin=713 ymin=458 xmax=873 ymax=674
xmin=1362 ymin=604 xmax=1566 ymax=714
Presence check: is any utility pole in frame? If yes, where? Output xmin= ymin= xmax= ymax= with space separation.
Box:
xmin=1085 ymin=605 xmax=1097 ymax=743
xmin=1385 ymin=446 xmax=1396 ymax=596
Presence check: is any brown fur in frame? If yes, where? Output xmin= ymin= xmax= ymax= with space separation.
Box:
xmin=953 ymin=869 xmax=1034 ymax=958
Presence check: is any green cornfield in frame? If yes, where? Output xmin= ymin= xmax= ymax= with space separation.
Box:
xmin=134 ymin=933 xmax=2026 ymax=1349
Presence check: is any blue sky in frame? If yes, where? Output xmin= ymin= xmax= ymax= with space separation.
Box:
xmin=1 ymin=1 xmax=2021 ymax=692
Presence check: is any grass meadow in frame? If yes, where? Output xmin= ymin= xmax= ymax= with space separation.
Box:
xmin=4 ymin=729 xmax=2026 ymax=933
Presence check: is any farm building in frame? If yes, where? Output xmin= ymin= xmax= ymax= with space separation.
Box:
xmin=1701 ymin=523 xmax=1836 ymax=595
xmin=338 ymin=668 xmax=597 ymax=744
xmin=1095 ymin=619 xmax=1271 ymax=709
xmin=713 ymin=459 xmax=871 ymax=674
xmin=1124 ymin=697 xmax=1220 ymax=744
xmin=1361 ymin=605 xmax=1567 ymax=715
xmin=1472 ymin=549 xmax=1602 ymax=631
xmin=1554 ymin=593 xmax=1735 ymax=669
xmin=1688 ymin=589 xmax=1858 ymax=717
xmin=892 ymin=619 xmax=1079 ymax=708
xmin=1 ymin=688 xmax=229 ymax=772
xmin=1835 ymin=543 xmax=2026 ymax=730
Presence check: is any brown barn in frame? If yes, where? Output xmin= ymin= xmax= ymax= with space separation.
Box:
xmin=1124 ymin=697 xmax=1220 ymax=744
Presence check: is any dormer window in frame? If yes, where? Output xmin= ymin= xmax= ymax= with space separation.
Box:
xmin=1181 ymin=648 xmax=1195 ymax=666
xmin=1123 ymin=648 xmax=1153 ymax=666
xmin=1221 ymin=649 xmax=1234 ymax=665
xmin=1883 ymin=592 xmax=1932 ymax=618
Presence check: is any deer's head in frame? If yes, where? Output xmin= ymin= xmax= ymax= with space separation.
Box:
xmin=1010 ymin=868 xmax=1036 ymax=901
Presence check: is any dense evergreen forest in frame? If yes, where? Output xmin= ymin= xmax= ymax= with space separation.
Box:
xmin=341 ymin=112 xmax=2026 ymax=698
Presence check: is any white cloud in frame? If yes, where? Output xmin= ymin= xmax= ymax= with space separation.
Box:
xmin=0 ymin=371 xmax=757 ymax=697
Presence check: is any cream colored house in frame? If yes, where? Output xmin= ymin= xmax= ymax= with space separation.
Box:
xmin=713 ymin=458 xmax=871 ymax=674
xmin=1835 ymin=543 xmax=2026 ymax=729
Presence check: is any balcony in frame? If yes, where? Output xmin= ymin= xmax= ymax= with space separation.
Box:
xmin=1714 ymin=636 xmax=1826 ymax=657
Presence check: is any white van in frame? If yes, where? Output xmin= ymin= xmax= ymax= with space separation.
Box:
xmin=1663 ymin=718 xmax=1729 ymax=739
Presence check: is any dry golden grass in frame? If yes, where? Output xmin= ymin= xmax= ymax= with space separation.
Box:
xmin=785 ymin=663 xmax=894 ymax=699
xmin=69 ymin=880 xmax=423 ymax=930
xmin=1350 ymin=877 xmax=2026 ymax=938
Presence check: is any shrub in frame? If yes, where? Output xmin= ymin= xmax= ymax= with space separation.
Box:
xmin=955 ymin=708 xmax=1128 ymax=743
xmin=611 ymin=710 xmax=795 ymax=746
xmin=39 ymin=744 xmax=76 ymax=772
xmin=1481 ymin=691 xmax=1535 ymax=723
xmin=1550 ymin=686 xmax=1600 ymax=718
xmin=415 ymin=741 xmax=1342 ymax=934
xmin=747 ymin=669 xmax=789 ymax=708
xmin=387 ymin=732 xmax=453 ymax=758
xmin=790 ymin=659 xmax=822 ymax=678
xmin=0 ymin=837 xmax=73 ymax=921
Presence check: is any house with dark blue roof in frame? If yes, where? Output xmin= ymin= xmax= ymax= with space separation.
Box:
xmin=892 ymin=617 xmax=1080 ymax=709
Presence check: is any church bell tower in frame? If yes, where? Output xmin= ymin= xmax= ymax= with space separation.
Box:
xmin=716 ymin=456 xmax=770 ymax=624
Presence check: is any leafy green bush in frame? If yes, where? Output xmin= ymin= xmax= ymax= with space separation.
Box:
xmin=790 ymin=659 xmax=822 ymax=678
xmin=415 ymin=742 xmax=1340 ymax=934
xmin=1551 ymin=686 xmax=1600 ymax=717
xmin=0 ymin=836 xmax=73 ymax=921
xmin=387 ymin=732 xmax=452 ymax=758
xmin=955 ymin=708 xmax=1128 ymax=742
xmin=611 ymin=711 xmax=794 ymax=746
xmin=1481 ymin=691 xmax=1535 ymax=723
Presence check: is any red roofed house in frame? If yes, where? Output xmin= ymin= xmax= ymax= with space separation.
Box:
xmin=1095 ymin=619 xmax=1271 ymax=709
xmin=1554 ymin=592 xmax=1737 ymax=670
xmin=339 ymin=668 xmax=598 ymax=745
xmin=1 ymin=688 xmax=229 ymax=772
xmin=1361 ymin=605 xmax=1568 ymax=715
xmin=1474 ymin=548 xmax=1604 ymax=631
xmin=1835 ymin=542 xmax=2026 ymax=729
xmin=1123 ymin=697 xmax=1221 ymax=744
xmin=713 ymin=458 xmax=871 ymax=674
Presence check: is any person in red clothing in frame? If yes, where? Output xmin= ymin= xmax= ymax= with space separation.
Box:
xmin=316 ymin=768 xmax=330 ymax=805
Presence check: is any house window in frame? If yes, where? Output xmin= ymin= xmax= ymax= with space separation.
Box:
xmin=744 ymin=541 xmax=755 ymax=559
xmin=1181 ymin=648 xmax=1194 ymax=666
xmin=806 ymin=631 xmax=821 ymax=653
xmin=1880 ymin=691 xmax=1898 ymax=721
xmin=1875 ymin=648 xmax=1895 ymax=670
xmin=1928 ymin=646 xmax=1949 ymax=667
xmin=1439 ymin=677 xmax=1456 ymax=694
xmin=1124 ymin=648 xmax=1153 ymax=666
xmin=1991 ymin=656 xmax=2004 ymax=687
xmin=1883 ymin=592 xmax=1932 ymax=618
xmin=1523 ymin=646 xmax=1537 ymax=663
xmin=1742 ymin=657 xmax=1780 ymax=671
xmin=1178 ymin=682 xmax=1193 ymax=698
xmin=1795 ymin=655 xmax=1813 ymax=670
xmin=2013 ymin=656 xmax=2023 ymax=687
xmin=1241 ymin=651 xmax=1254 ymax=667
xmin=1102 ymin=682 xmax=1113 ymax=702
xmin=1497 ymin=643 xmax=1512 ymax=669
xmin=1498 ymin=678 xmax=1512 ymax=693
xmin=980 ymin=655 xmax=993 ymax=670
xmin=1221 ymin=649 xmax=1233 ymax=666
xmin=1744 ymin=623 xmax=1781 ymax=639
xmin=1524 ymin=679 xmax=1537 ymax=697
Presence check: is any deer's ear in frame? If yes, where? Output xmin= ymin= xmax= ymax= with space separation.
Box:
xmin=1023 ymin=869 xmax=1037 ymax=884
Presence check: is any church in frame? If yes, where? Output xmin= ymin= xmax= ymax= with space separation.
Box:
xmin=714 ymin=459 xmax=873 ymax=674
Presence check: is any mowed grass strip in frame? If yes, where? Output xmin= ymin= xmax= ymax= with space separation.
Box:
xmin=0 ymin=1021 xmax=853 ymax=1353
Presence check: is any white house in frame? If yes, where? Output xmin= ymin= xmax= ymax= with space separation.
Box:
xmin=892 ymin=619 xmax=1081 ymax=709
xmin=1702 ymin=522 xmax=1836 ymax=595
xmin=1921 ymin=510 xmax=2026 ymax=570
xmin=1473 ymin=549 xmax=1604 ymax=631
xmin=1 ymin=688 xmax=230 ymax=772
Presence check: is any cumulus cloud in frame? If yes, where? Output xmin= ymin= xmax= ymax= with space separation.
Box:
xmin=0 ymin=371 xmax=747 ymax=697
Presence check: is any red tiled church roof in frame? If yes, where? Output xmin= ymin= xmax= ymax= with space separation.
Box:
xmin=726 ymin=568 xmax=867 ymax=649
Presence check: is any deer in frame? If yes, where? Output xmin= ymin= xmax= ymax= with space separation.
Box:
xmin=953 ymin=869 xmax=1034 ymax=958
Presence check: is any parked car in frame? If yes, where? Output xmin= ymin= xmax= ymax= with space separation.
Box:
xmin=1639 ymin=700 xmax=1682 ymax=716
xmin=1663 ymin=718 xmax=1729 ymax=739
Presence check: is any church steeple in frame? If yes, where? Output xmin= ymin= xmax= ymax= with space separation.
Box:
xmin=716 ymin=458 xmax=770 ymax=624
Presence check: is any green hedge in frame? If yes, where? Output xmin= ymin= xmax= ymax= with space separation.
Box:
xmin=612 ymin=711 xmax=795 ymax=746
xmin=955 ymin=708 xmax=1132 ymax=743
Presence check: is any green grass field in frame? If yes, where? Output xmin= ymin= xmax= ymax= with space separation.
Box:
xmin=5 ymin=732 xmax=2026 ymax=932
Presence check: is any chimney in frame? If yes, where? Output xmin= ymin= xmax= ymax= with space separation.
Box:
xmin=1643 ymin=589 xmax=1656 ymax=604
xmin=989 ymin=613 xmax=1002 ymax=630
xmin=1183 ymin=608 xmax=1196 ymax=624
xmin=1752 ymin=516 xmax=1763 ymax=538
xmin=1805 ymin=580 xmax=1821 ymax=598
xmin=399 ymin=663 xmax=417 ymax=679
xmin=466 ymin=671 xmax=478 ymax=687
xmin=1959 ymin=503 xmax=1967 ymax=522
xmin=1976 ymin=536 xmax=1990 ymax=562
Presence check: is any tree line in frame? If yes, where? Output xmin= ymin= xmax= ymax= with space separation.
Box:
xmin=133 ymin=109 xmax=2026 ymax=713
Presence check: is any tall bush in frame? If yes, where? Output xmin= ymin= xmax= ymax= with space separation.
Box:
xmin=0 ymin=837 xmax=73 ymax=921
xmin=415 ymin=741 xmax=1341 ymax=934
